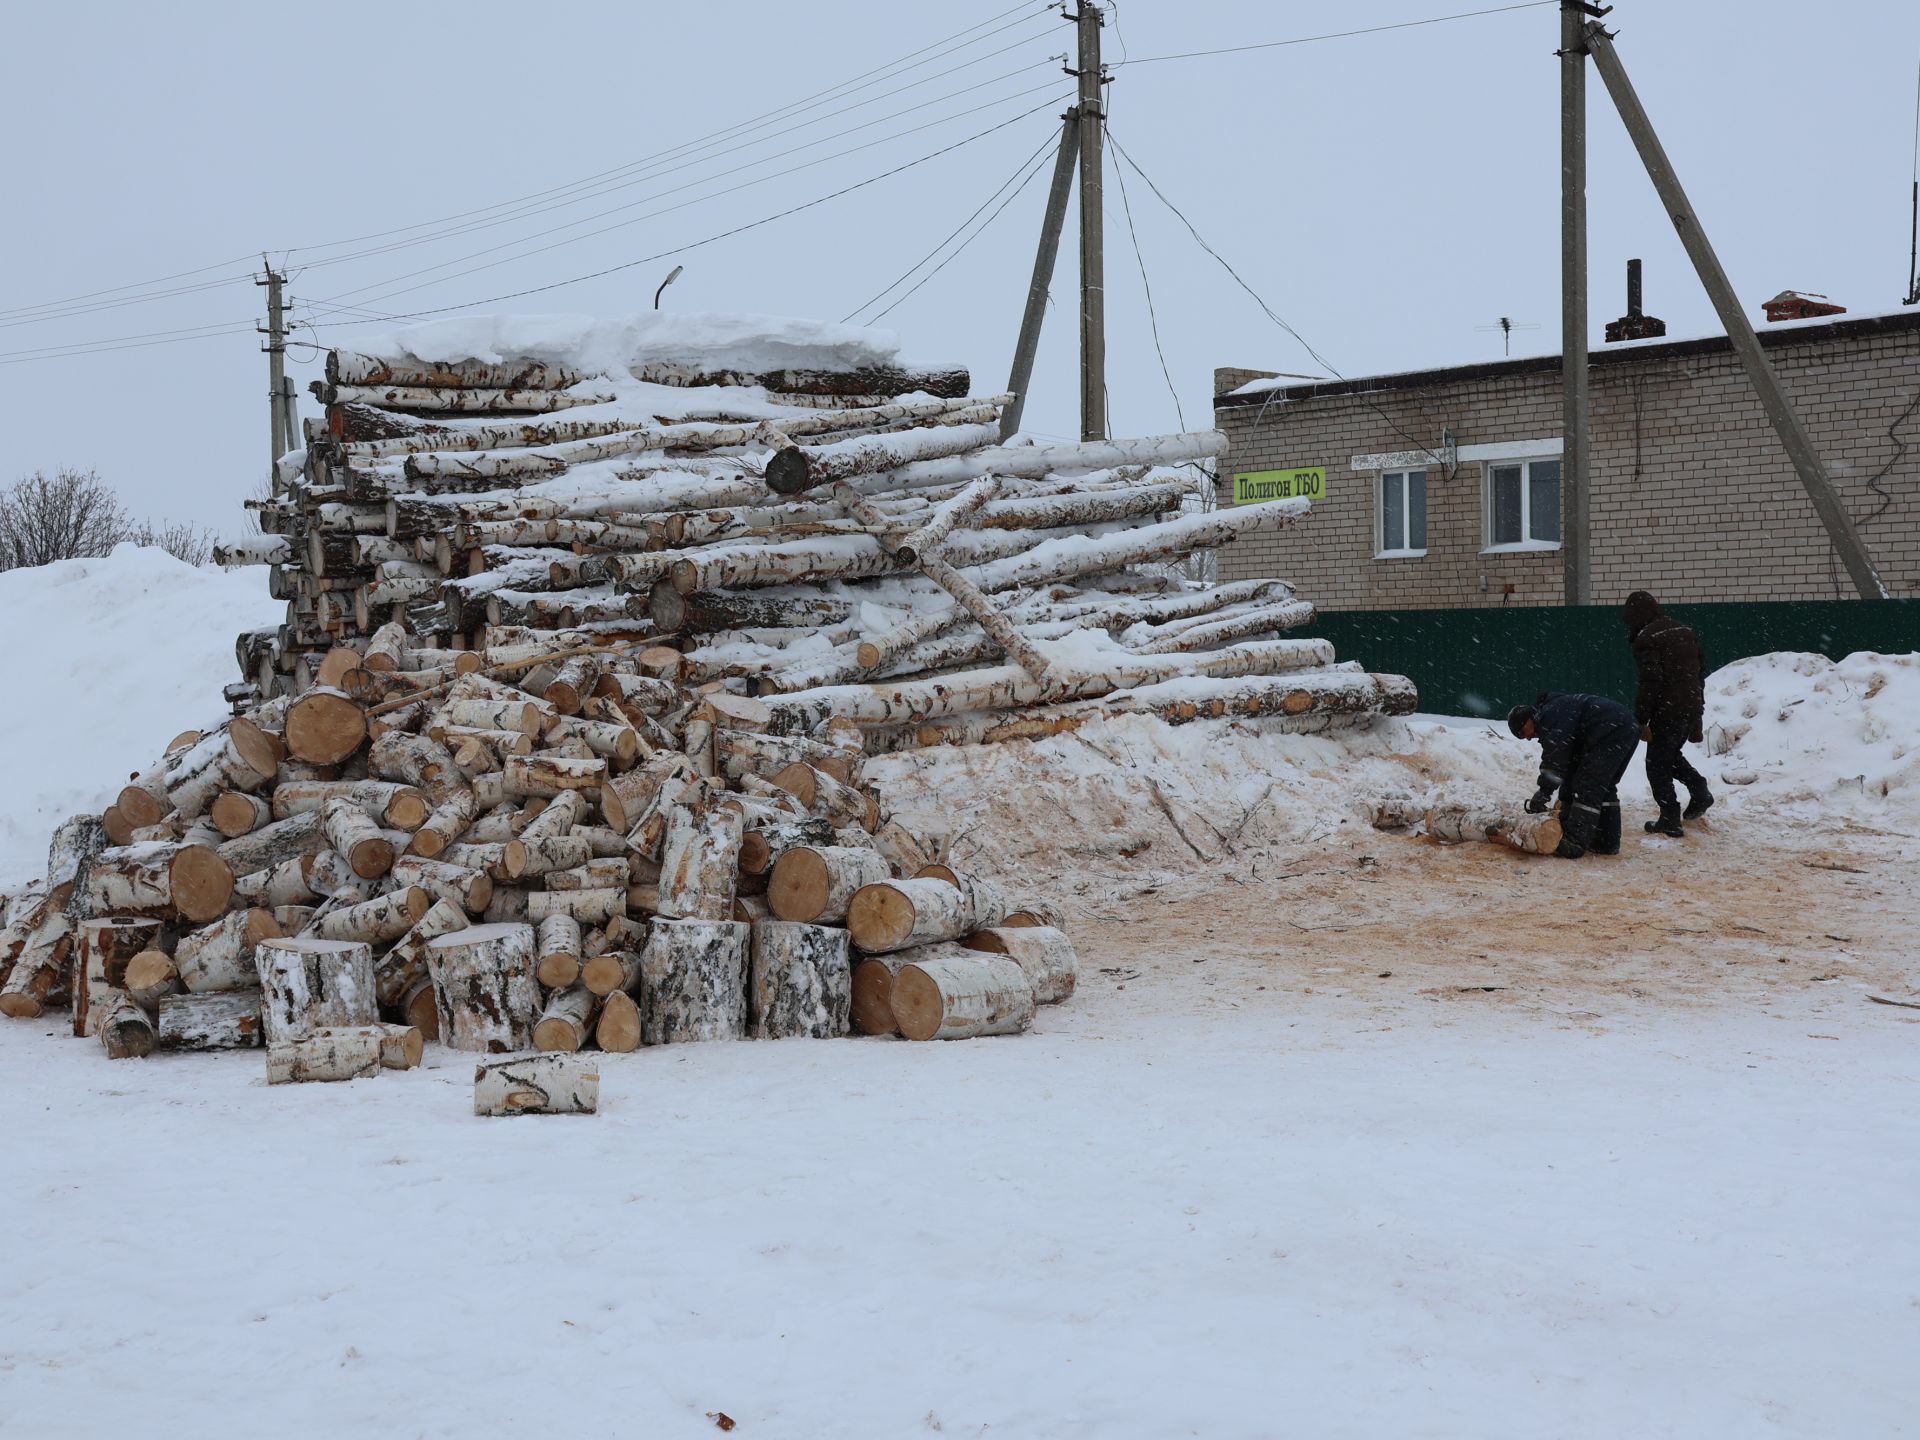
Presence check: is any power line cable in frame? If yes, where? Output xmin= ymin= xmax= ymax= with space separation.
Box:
xmin=0 ymin=2 xmax=1054 ymax=323
xmin=1108 ymin=2 xmax=1557 ymax=67
xmin=1104 ymin=128 xmax=1438 ymax=459
xmin=303 ymin=96 xmax=1070 ymax=330
xmin=282 ymin=2 xmax=1056 ymax=265
xmin=306 ymin=68 xmax=1069 ymax=313
xmin=1106 ymin=121 xmax=1185 ymax=430
xmin=842 ymin=127 xmax=1060 ymax=323
xmin=864 ymin=139 xmax=1057 ymax=325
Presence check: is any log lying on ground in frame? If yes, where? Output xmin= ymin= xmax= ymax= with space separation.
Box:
xmin=265 ymin=1025 xmax=384 ymax=1083
xmin=1425 ymin=805 xmax=1564 ymax=856
xmin=640 ymin=918 xmax=749 ymax=1044
xmin=99 ymin=995 xmax=157 ymax=1059
xmin=891 ymin=950 xmax=1035 ymax=1042
xmin=594 ymin=989 xmax=642 ymax=1053
xmin=748 ymin=920 xmax=851 ymax=1040
xmin=157 ymin=990 xmax=264 ymax=1050
xmin=474 ymin=1053 xmax=600 ymax=1116
xmin=964 ymin=926 xmax=1076 ymax=1005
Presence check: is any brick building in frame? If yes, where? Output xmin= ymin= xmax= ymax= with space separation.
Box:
xmin=1211 ymin=308 xmax=1920 ymax=610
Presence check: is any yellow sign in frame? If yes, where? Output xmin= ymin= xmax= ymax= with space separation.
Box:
xmin=1232 ymin=467 xmax=1326 ymax=505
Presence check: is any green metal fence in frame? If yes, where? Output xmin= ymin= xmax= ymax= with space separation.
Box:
xmin=1302 ymin=601 xmax=1920 ymax=718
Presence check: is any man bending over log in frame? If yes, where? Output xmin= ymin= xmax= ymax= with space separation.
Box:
xmin=1507 ymin=693 xmax=1641 ymax=860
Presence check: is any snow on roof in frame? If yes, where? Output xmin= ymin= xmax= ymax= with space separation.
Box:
xmin=352 ymin=311 xmax=911 ymax=376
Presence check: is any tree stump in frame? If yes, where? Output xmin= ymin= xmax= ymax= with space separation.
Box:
xmin=640 ymin=919 xmax=749 ymax=1044
xmin=892 ymin=951 xmax=1034 ymax=1041
xmin=474 ymin=1053 xmax=600 ymax=1116
xmin=254 ymin=936 xmax=378 ymax=1046
xmin=963 ymin=926 xmax=1077 ymax=1005
xmin=425 ymin=922 xmax=540 ymax=1053
xmin=748 ymin=920 xmax=851 ymax=1039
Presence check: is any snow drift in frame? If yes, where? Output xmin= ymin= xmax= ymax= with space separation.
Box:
xmin=0 ymin=546 xmax=281 ymax=887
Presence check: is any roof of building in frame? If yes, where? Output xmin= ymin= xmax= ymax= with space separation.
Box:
xmin=1214 ymin=305 xmax=1920 ymax=410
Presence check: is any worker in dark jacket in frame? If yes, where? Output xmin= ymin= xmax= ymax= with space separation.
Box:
xmin=1623 ymin=590 xmax=1712 ymax=837
xmin=1507 ymin=692 xmax=1641 ymax=859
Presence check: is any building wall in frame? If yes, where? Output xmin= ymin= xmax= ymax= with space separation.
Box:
xmin=1211 ymin=317 xmax=1920 ymax=609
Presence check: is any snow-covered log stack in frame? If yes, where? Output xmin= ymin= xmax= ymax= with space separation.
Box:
xmin=6 ymin=312 xmax=1417 ymax=1084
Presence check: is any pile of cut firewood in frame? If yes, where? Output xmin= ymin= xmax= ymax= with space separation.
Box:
xmin=2 ymin=319 xmax=1417 ymax=1085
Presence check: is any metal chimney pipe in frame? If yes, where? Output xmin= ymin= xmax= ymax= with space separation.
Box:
xmin=1627 ymin=258 xmax=1643 ymax=319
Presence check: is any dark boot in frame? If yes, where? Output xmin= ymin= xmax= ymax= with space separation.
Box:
xmin=1683 ymin=785 xmax=1715 ymax=821
xmin=1644 ymin=804 xmax=1684 ymax=838
xmin=1592 ymin=801 xmax=1622 ymax=856
xmin=1557 ymin=801 xmax=1600 ymax=859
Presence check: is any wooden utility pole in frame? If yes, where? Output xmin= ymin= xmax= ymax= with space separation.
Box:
xmin=257 ymin=259 xmax=290 ymax=473
xmin=1583 ymin=20 xmax=1889 ymax=600
xmin=1073 ymin=4 xmax=1107 ymax=441
xmin=1559 ymin=3 xmax=1591 ymax=606
xmin=1000 ymin=113 xmax=1082 ymax=441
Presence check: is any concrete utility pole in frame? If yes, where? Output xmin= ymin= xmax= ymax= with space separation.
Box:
xmin=257 ymin=259 xmax=289 ymax=476
xmin=1000 ymin=112 xmax=1082 ymax=440
xmin=1559 ymin=2 xmax=1592 ymax=607
xmin=1072 ymin=3 xmax=1107 ymax=442
xmin=1583 ymin=20 xmax=1890 ymax=600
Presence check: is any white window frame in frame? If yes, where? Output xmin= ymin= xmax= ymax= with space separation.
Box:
xmin=1482 ymin=456 xmax=1563 ymax=554
xmin=1374 ymin=468 xmax=1427 ymax=558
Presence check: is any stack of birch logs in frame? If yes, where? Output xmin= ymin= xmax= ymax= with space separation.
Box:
xmin=4 ymin=321 xmax=1419 ymax=1090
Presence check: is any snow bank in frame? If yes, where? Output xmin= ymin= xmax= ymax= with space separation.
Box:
xmin=356 ymin=311 xmax=907 ymax=377
xmin=1702 ymin=651 xmax=1920 ymax=816
xmin=0 ymin=546 xmax=281 ymax=889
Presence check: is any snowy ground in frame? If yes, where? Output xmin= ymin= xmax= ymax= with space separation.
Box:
xmin=2 ymin=552 xmax=1917 ymax=1437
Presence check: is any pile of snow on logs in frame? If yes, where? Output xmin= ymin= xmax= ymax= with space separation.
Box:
xmin=2 ymin=314 xmax=1414 ymax=1097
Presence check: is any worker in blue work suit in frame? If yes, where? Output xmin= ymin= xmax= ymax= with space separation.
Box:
xmin=1506 ymin=692 xmax=1642 ymax=859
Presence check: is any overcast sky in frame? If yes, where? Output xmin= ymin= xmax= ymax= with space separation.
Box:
xmin=3 ymin=0 xmax=1915 ymax=532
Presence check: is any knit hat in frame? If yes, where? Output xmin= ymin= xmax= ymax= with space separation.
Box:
xmin=1623 ymin=590 xmax=1661 ymax=631
xmin=1507 ymin=704 xmax=1535 ymax=739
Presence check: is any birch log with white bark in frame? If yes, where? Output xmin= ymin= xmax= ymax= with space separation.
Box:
xmin=175 ymin=908 xmax=282 ymax=993
xmin=123 ymin=949 xmax=180 ymax=1011
xmin=327 ymin=383 xmax=614 ymax=413
xmin=473 ymin=1053 xmax=600 ymax=1116
xmin=891 ymin=950 xmax=1035 ymax=1041
xmin=764 ymin=420 xmax=1002 ymax=494
xmin=285 ymin=687 xmax=367 ymax=765
xmin=525 ymin=888 xmax=625 ymax=925
xmin=328 ymin=351 xmax=590 ymax=390
xmin=639 ymin=918 xmax=749 ymax=1044
xmin=157 ymin=990 xmax=264 ymax=1051
xmin=254 ymin=936 xmax=378 ymax=1045
xmin=369 ymin=732 xmax=465 ymax=804
xmin=517 ymin=788 xmax=587 ymax=841
xmin=655 ymin=806 xmax=743 ymax=921
xmin=85 ymin=842 xmax=235 ymax=923
xmin=405 ymin=789 xmax=481 ymax=863
xmin=307 ymin=886 xmax=430 ymax=944
xmin=763 ymin=638 xmax=1336 ymax=733
xmin=272 ymin=780 xmax=429 ymax=830
xmin=47 ymin=813 xmax=109 ymax=910
xmin=593 ymin=989 xmax=641 ymax=1053
xmin=72 ymin=916 xmax=163 ymax=1037
xmin=162 ymin=721 xmax=280 ymax=819
xmin=963 ymin=926 xmax=1076 ymax=1005
xmin=748 ymin=920 xmax=851 ymax=1040
xmin=265 ymin=1026 xmax=384 ymax=1084
xmin=99 ymin=995 xmax=157 ymax=1058
xmin=532 ymin=984 xmax=599 ymax=1053
xmin=218 ymin=812 xmax=326 ymax=876
xmin=426 ymin=922 xmax=540 ymax=1053
xmin=210 ymin=792 xmax=272 ymax=838
xmin=769 ymin=764 xmax=878 ymax=831
xmin=1425 ymin=805 xmax=1564 ymax=856
xmin=767 ymin=845 xmax=890 ymax=925
xmin=389 ymin=854 xmax=492 ymax=913
xmin=535 ymin=913 xmax=583 ymax=988
xmin=737 ymin=817 xmax=836 ymax=878
xmin=847 ymin=877 xmax=999 ymax=953
xmin=322 ymin=798 xmax=396 ymax=879
xmin=373 ymin=897 xmax=471 ymax=1008
xmin=503 ymin=754 xmax=607 ymax=799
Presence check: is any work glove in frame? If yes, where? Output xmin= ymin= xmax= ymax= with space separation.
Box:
xmin=1524 ymin=787 xmax=1554 ymax=816
xmin=1640 ymin=724 xmax=1652 ymax=744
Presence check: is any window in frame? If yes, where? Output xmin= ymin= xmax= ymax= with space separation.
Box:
xmin=1484 ymin=458 xmax=1561 ymax=550
xmin=1376 ymin=469 xmax=1427 ymax=556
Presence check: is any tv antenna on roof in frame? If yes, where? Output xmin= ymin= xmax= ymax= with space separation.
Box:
xmin=1474 ymin=315 xmax=1541 ymax=356
xmin=1904 ymin=58 xmax=1919 ymax=306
